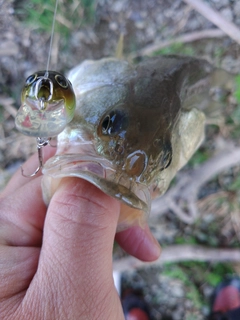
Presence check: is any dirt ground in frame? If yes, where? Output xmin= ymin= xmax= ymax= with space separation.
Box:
xmin=1 ymin=0 xmax=240 ymax=319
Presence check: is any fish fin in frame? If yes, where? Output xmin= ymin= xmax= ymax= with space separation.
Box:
xmin=115 ymin=33 xmax=124 ymax=59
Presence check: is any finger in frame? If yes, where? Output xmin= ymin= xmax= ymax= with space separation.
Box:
xmin=0 ymin=245 xmax=40 ymax=300
xmin=115 ymin=225 xmax=161 ymax=261
xmin=1 ymin=145 xmax=55 ymax=198
xmin=24 ymin=177 xmax=123 ymax=318
xmin=41 ymin=177 xmax=120 ymax=274
xmin=0 ymin=176 xmax=46 ymax=246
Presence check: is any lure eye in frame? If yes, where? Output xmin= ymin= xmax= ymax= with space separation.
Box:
xmin=55 ymin=74 xmax=68 ymax=88
xmin=25 ymin=74 xmax=37 ymax=86
xmin=101 ymin=110 xmax=128 ymax=136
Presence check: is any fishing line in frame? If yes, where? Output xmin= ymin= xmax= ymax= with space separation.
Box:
xmin=44 ymin=0 xmax=60 ymax=78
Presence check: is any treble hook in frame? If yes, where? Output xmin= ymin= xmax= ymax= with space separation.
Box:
xmin=21 ymin=137 xmax=49 ymax=177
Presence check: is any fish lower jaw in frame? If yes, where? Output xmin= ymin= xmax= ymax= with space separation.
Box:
xmin=41 ymin=154 xmax=151 ymax=230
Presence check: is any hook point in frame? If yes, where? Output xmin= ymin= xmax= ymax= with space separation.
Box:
xmin=21 ymin=165 xmax=41 ymax=177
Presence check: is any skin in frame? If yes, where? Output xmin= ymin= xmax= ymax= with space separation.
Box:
xmin=0 ymin=147 xmax=161 ymax=320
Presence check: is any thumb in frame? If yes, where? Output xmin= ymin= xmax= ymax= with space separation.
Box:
xmin=25 ymin=177 xmax=123 ymax=319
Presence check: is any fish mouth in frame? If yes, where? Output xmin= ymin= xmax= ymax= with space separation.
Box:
xmin=42 ymin=152 xmax=151 ymax=230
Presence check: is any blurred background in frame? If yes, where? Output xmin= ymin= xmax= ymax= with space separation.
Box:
xmin=1 ymin=0 xmax=240 ymax=319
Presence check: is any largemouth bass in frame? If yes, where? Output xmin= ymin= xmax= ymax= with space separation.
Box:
xmin=16 ymin=55 xmax=230 ymax=230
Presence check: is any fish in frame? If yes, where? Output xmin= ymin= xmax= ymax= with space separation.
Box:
xmin=39 ymin=55 xmax=217 ymax=230
xmin=17 ymin=55 xmax=229 ymax=230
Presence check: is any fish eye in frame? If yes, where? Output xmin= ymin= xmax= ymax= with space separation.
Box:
xmin=25 ymin=74 xmax=37 ymax=86
xmin=55 ymin=74 xmax=68 ymax=88
xmin=101 ymin=110 xmax=128 ymax=136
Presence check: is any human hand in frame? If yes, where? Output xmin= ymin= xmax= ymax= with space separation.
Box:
xmin=0 ymin=148 xmax=161 ymax=319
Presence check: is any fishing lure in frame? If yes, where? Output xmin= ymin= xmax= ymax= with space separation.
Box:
xmin=15 ymin=0 xmax=76 ymax=177
xmin=15 ymin=71 xmax=76 ymax=176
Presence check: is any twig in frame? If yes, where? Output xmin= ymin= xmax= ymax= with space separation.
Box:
xmin=113 ymin=245 xmax=240 ymax=272
xmin=151 ymin=145 xmax=240 ymax=223
xmin=131 ymin=29 xmax=225 ymax=58
xmin=183 ymin=0 xmax=240 ymax=45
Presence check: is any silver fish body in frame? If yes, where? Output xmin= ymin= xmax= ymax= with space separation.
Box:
xmin=42 ymin=56 xmax=212 ymax=230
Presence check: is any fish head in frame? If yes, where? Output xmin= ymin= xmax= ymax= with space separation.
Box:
xmin=41 ymin=58 xmax=206 ymax=230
